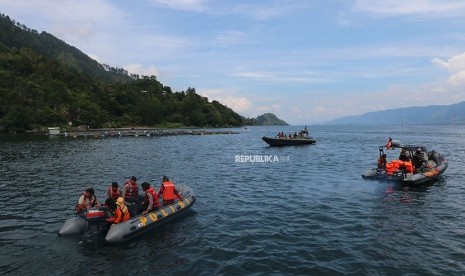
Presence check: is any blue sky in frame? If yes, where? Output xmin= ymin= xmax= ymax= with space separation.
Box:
xmin=3 ymin=0 xmax=465 ymax=124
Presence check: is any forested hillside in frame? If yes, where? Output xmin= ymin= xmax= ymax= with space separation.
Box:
xmin=247 ymin=113 xmax=288 ymax=126
xmin=0 ymin=14 xmax=244 ymax=132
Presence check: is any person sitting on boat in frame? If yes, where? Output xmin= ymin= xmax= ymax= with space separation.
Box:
xmin=75 ymin=188 xmax=98 ymax=213
xmin=106 ymin=182 xmax=122 ymax=201
xmin=412 ymin=148 xmax=427 ymax=172
xmin=399 ymin=149 xmax=410 ymax=162
xmin=157 ymin=176 xmax=183 ymax=206
xmin=293 ymin=132 xmax=298 ymax=139
xmin=123 ymin=176 xmax=139 ymax=204
xmin=140 ymin=182 xmax=160 ymax=214
xmin=377 ymin=154 xmax=387 ymax=169
xmin=106 ymin=197 xmax=130 ymax=225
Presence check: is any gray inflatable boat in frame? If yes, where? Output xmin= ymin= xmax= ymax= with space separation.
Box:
xmin=59 ymin=184 xmax=196 ymax=244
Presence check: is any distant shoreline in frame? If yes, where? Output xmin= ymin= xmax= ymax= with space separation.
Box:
xmin=45 ymin=127 xmax=240 ymax=138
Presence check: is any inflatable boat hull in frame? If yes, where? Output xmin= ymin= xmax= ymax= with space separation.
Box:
xmin=58 ymin=184 xmax=196 ymax=244
xmin=105 ymin=184 xmax=196 ymax=244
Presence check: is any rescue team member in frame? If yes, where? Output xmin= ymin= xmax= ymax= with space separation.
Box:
xmin=157 ymin=176 xmax=182 ymax=206
xmin=123 ymin=176 xmax=139 ymax=203
xmin=106 ymin=182 xmax=122 ymax=201
xmin=377 ymin=154 xmax=387 ymax=169
xmin=106 ymin=197 xmax=130 ymax=225
xmin=76 ymin=188 xmax=98 ymax=213
xmin=141 ymin=182 xmax=160 ymax=214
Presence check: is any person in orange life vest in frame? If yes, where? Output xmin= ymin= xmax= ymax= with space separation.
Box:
xmin=106 ymin=182 xmax=122 ymax=201
xmin=140 ymin=182 xmax=160 ymax=214
xmin=123 ymin=176 xmax=139 ymax=203
xmin=157 ymin=176 xmax=182 ymax=206
xmin=106 ymin=197 xmax=130 ymax=224
xmin=75 ymin=188 xmax=98 ymax=213
xmin=377 ymin=154 xmax=387 ymax=169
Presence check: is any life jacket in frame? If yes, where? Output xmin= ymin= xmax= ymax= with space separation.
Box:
xmin=124 ymin=181 xmax=138 ymax=199
xmin=108 ymin=186 xmax=121 ymax=200
xmin=113 ymin=204 xmax=130 ymax=224
xmin=145 ymin=187 xmax=160 ymax=209
xmin=403 ymin=161 xmax=414 ymax=173
xmin=385 ymin=162 xmax=395 ymax=175
xmin=391 ymin=160 xmax=401 ymax=170
xmin=75 ymin=194 xmax=97 ymax=212
xmin=161 ymin=181 xmax=177 ymax=201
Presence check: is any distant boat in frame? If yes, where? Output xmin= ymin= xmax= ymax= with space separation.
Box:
xmin=262 ymin=136 xmax=316 ymax=146
xmin=362 ymin=138 xmax=448 ymax=185
xmin=262 ymin=127 xmax=316 ymax=147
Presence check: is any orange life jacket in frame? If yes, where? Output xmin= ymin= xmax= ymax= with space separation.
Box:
xmin=145 ymin=187 xmax=160 ymax=209
xmin=113 ymin=204 xmax=130 ymax=224
xmin=108 ymin=186 xmax=121 ymax=200
xmin=385 ymin=162 xmax=395 ymax=175
xmin=124 ymin=181 xmax=138 ymax=199
xmin=392 ymin=160 xmax=401 ymax=170
xmin=403 ymin=161 xmax=414 ymax=173
xmin=161 ymin=181 xmax=176 ymax=201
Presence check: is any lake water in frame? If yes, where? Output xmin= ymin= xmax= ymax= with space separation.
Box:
xmin=1 ymin=125 xmax=464 ymax=275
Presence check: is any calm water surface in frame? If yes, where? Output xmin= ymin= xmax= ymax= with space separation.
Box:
xmin=1 ymin=125 xmax=465 ymax=275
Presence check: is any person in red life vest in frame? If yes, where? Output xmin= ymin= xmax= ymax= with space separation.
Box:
xmin=157 ymin=176 xmax=182 ymax=206
xmin=75 ymin=188 xmax=98 ymax=213
xmin=106 ymin=182 xmax=122 ymax=201
xmin=123 ymin=176 xmax=139 ymax=203
xmin=140 ymin=182 xmax=160 ymax=214
xmin=106 ymin=197 xmax=130 ymax=225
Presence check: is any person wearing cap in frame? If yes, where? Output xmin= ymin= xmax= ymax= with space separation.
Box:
xmin=106 ymin=197 xmax=130 ymax=224
xmin=75 ymin=188 xmax=98 ymax=213
xmin=123 ymin=176 xmax=139 ymax=203
xmin=106 ymin=182 xmax=122 ymax=201
xmin=140 ymin=182 xmax=160 ymax=214
xmin=157 ymin=176 xmax=182 ymax=206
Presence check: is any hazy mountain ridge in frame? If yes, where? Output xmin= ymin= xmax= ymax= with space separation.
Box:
xmin=327 ymin=101 xmax=465 ymax=125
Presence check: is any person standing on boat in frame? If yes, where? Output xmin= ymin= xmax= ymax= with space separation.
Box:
xmin=377 ymin=154 xmax=387 ymax=169
xmin=106 ymin=197 xmax=130 ymax=225
xmin=140 ymin=182 xmax=160 ymax=214
xmin=106 ymin=182 xmax=122 ymax=201
xmin=75 ymin=188 xmax=98 ymax=213
xmin=123 ymin=176 xmax=139 ymax=203
xmin=157 ymin=176 xmax=182 ymax=206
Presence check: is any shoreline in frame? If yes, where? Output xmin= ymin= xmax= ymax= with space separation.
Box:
xmin=49 ymin=127 xmax=241 ymax=138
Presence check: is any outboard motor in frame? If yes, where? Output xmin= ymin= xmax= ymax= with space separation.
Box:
xmin=58 ymin=206 xmax=111 ymax=238
xmin=80 ymin=206 xmax=111 ymax=244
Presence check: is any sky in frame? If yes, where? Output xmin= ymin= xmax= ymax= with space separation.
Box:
xmin=2 ymin=0 xmax=465 ymax=124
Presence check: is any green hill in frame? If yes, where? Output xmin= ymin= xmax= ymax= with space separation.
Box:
xmin=0 ymin=14 xmax=244 ymax=132
xmin=247 ymin=113 xmax=288 ymax=126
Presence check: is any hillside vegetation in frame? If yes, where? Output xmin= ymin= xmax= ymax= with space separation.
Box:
xmin=0 ymin=14 xmax=244 ymax=132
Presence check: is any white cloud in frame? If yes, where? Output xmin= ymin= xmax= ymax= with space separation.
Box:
xmin=124 ymin=63 xmax=161 ymax=77
xmin=200 ymin=88 xmax=253 ymax=114
xmin=354 ymin=0 xmax=465 ymax=17
xmin=148 ymin=0 xmax=207 ymax=11
xmin=432 ymin=52 xmax=465 ymax=86
xmin=221 ymin=96 xmax=254 ymax=113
